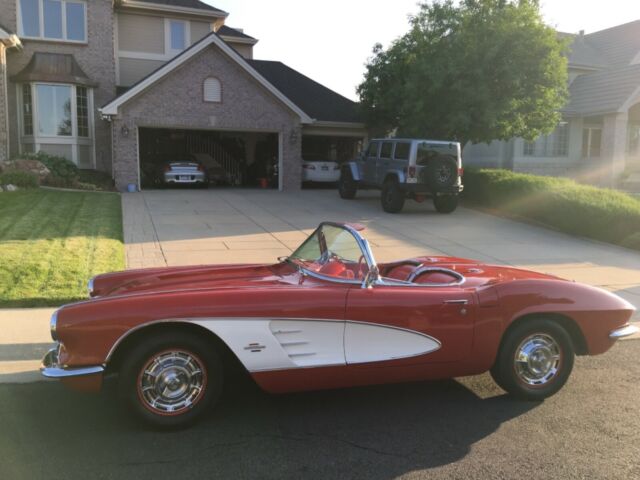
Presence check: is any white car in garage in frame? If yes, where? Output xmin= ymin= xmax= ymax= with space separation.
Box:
xmin=302 ymin=155 xmax=341 ymax=183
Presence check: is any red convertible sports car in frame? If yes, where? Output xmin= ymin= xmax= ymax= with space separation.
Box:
xmin=42 ymin=222 xmax=637 ymax=428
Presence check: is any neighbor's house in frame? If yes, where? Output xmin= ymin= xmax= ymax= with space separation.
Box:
xmin=0 ymin=0 xmax=366 ymax=191
xmin=464 ymin=21 xmax=640 ymax=187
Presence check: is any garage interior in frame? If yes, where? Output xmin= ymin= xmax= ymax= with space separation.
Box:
xmin=139 ymin=128 xmax=279 ymax=189
xmin=301 ymin=135 xmax=363 ymax=163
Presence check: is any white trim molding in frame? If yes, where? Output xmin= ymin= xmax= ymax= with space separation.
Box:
xmin=100 ymin=32 xmax=314 ymax=123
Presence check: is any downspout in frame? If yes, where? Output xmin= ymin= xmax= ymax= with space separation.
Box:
xmin=2 ymin=35 xmax=22 ymax=162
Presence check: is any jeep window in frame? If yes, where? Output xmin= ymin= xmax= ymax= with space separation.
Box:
xmin=380 ymin=142 xmax=393 ymax=159
xmin=394 ymin=142 xmax=411 ymax=160
xmin=417 ymin=143 xmax=456 ymax=166
xmin=366 ymin=142 xmax=380 ymax=159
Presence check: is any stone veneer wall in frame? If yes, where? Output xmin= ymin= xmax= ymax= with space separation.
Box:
xmin=0 ymin=0 xmax=116 ymax=172
xmin=0 ymin=43 xmax=7 ymax=163
xmin=112 ymin=44 xmax=302 ymax=191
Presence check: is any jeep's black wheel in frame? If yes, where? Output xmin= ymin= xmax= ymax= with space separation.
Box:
xmin=119 ymin=331 xmax=223 ymax=429
xmin=425 ymin=156 xmax=457 ymax=190
xmin=338 ymin=171 xmax=357 ymax=199
xmin=433 ymin=194 xmax=458 ymax=214
xmin=490 ymin=318 xmax=574 ymax=401
xmin=381 ymin=180 xmax=405 ymax=213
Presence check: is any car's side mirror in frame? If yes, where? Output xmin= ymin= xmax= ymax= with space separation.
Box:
xmin=362 ymin=265 xmax=380 ymax=289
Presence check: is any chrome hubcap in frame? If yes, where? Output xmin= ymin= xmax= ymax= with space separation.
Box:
xmin=138 ymin=351 xmax=206 ymax=414
xmin=514 ymin=334 xmax=561 ymax=386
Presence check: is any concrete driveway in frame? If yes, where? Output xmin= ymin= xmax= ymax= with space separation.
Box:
xmin=123 ymin=189 xmax=640 ymax=318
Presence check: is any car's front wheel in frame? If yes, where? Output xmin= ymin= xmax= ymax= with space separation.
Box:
xmin=381 ymin=179 xmax=405 ymax=213
xmin=119 ymin=331 xmax=223 ymax=429
xmin=338 ymin=170 xmax=358 ymax=199
xmin=490 ymin=318 xmax=574 ymax=401
xmin=433 ymin=194 xmax=459 ymax=214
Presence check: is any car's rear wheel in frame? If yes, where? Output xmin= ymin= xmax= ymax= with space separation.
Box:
xmin=433 ymin=194 xmax=459 ymax=214
xmin=119 ymin=331 xmax=223 ymax=429
xmin=338 ymin=170 xmax=357 ymax=199
xmin=381 ymin=179 xmax=405 ymax=213
xmin=490 ymin=318 xmax=574 ymax=401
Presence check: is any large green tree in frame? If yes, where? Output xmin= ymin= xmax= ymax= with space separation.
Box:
xmin=358 ymin=0 xmax=569 ymax=146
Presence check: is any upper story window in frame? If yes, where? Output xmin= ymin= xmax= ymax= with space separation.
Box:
xmin=167 ymin=19 xmax=188 ymax=54
xmin=18 ymin=0 xmax=87 ymax=42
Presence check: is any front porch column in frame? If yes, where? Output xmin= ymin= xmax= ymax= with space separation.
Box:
xmin=602 ymin=112 xmax=628 ymax=186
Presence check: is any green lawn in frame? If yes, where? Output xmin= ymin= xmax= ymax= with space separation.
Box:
xmin=0 ymin=190 xmax=124 ymax=308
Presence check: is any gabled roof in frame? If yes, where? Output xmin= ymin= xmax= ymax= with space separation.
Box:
xmin=247 ymin=60 xmax=362 ymax=124
xmin=217 ymin=26 xmax=258 ymax=46
xmin=584 ymin=20 xmax=640 ymax=68
xmin=564 ymin=64 xmax=640 ymax=115
xmin=100 ymin=32 xmax=312 ymax=122
xmin=217 ymin=26 xmax=256 ymax=41
xmin=129 ymin=0 xmax=224 ymax=12
xmin=562 ymin=33 xmax=608 ymax=69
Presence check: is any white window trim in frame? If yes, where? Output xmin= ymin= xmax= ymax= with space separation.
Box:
xmin=17 ymin=0 xmax=88 ymax=44
xmin=583 ymin=126 xmax=602 ymax=159
xmin=17 ymin=82 xmax=95 ymax=168
xmin=164 ymin=18 xmax=190 ymax=57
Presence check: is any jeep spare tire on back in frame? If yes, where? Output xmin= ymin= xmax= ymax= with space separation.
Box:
xmin=423 ymin=155 xmax=458 ymax=190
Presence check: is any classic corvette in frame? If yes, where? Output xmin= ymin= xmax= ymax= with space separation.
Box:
xmin=42 ymin=222 xmax=637 ymax=428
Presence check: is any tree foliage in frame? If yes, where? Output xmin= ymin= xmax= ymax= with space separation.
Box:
xmin=357 ymin=0 xmax=569 ymax=145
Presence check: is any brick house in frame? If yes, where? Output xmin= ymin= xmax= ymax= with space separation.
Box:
xmin=0 ymin=0 xmax=366 ymax=191
xmin=464 ymin=21 xmax=640 ymax=187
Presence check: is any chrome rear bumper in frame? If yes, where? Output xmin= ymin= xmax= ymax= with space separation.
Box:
xmin=40 ymin=345 xmax=105 ymax=379
xmin=609 ymin=324 xmax=640 ymax=339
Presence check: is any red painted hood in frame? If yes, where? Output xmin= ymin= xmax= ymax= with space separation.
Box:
xmin=91 ymin=263 xmax=286 ymax=298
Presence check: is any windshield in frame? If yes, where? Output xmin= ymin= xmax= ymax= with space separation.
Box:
xmin=289 ymin=224 xmax=371 ymax=281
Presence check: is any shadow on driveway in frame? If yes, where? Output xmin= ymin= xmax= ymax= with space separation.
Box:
xmin=0 ymin=375 xmax=536 ymax=479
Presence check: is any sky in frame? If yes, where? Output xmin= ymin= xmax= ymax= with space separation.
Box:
xmin=206 ymin=0 xmax=640 ymax=101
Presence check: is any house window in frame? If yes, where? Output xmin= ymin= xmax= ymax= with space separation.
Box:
xmin=18 ymin=0 xmax=87 ymax=42
xmin=76 ymin=86 xmax=89 ymax=137
xmin=523 ymin=123 xmax=569 ymax=157
xmin=19 ymin=83 xmax=93 ymax=166
xmin=36 ymin=84 xmax=72 ymax=136
xmin=203 ymin=77 xmax=221 ymax=102
xmin=582 ymin=127 xmax=602 ymax=158
xmin=22 ymin=84 xmax=33 ymax=136
xmin=169 ymin=20 xmax=187 ymax=52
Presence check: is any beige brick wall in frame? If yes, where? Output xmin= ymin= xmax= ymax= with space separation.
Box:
xmin=112 ymin=44 xmax=303 ymax=191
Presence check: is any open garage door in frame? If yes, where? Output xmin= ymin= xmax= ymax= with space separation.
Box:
xmin=138 ymin=128 xmax=280 ymax=190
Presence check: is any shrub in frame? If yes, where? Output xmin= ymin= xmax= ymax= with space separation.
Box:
xmin=463 ymin=168 xmax=640 ymax=251
xmin=19 ymin=152 xmax=78 ymax=181
xmin=0 ymin=170 xmax=39 ymax=189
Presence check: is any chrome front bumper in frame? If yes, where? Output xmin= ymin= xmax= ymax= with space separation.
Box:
xmin=609 ymin=324 xmax=640 ymax=339
xmin=40 ymin=345 xmax=105 ymax=379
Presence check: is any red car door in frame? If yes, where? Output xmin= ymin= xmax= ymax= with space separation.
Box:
xmin=344 ymin=286 xmax=476 ymax=367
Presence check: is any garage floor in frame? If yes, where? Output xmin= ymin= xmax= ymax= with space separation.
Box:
xmin=123 ymin=189 xmax=640 ymax=318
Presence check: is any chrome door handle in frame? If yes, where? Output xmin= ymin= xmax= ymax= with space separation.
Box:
xmin=443 ymin=299 xmax=468 ymax=305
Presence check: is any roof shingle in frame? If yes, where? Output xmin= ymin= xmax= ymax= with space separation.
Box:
xmin=247 ymin=60 xmax=362 ymax=123
xmin=133 ymin=0 xmax=224 ymax=13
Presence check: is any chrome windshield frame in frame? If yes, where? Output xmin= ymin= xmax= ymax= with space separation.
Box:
xmin=287 ymin=222 xmax=379 ymax=287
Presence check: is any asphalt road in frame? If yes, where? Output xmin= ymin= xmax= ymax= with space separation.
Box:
xmin=1 ymin=341 xmax=638 ymax=480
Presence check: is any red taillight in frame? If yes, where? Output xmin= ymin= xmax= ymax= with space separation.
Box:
xmin=408 ymin=166 xmax=416 ymax=178
xmin=458 ymin=167 xmax=464 ymax=177
xmin=164 ymin=165 xmax=171 ymax=172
